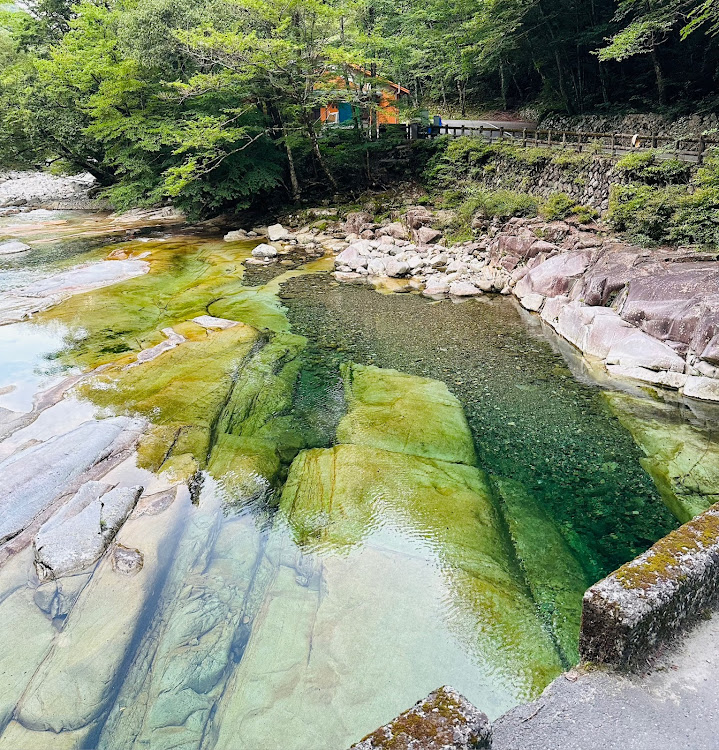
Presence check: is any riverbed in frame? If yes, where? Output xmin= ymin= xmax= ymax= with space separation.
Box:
xmin=0 ymin=210 xmax=714 ymax=749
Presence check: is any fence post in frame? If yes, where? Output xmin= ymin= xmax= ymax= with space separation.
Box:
xmin=499 ymin=126 xmax=504 ymax=141
xmin=652 ymin=133 xmax=658 ymax=149
xmin=611 ymin=133 xmax=616 ymax=156
xmin=699 ymin=135 xmax=706 ymax=164
xmin=461 ymin=124 xmax=466 ymax=138
xmin=522 ymin=128 xmax=527 ymax=147
xmin=547 ymin=129 xmax=552 ymax=147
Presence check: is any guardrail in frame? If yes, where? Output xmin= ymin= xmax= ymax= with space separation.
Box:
xmin=405 ymin=123 xmax=718 ymax=163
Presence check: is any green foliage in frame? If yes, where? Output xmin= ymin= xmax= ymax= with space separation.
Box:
xmin=615 ymin=151 xmax=691 ymax=184
xmin=608 ymin=183 xmax=680 ymax=243
xmin=550 ymin=151 xmax=592 ymax=172
xmin=424 ymin=137 xmax=491 ymax=185
xmin=541 ymin=193 xmax=598 ymax=223
xmin=542 ymin=193 xmax=578 ymax=220
xmin=609 ymin=149 xmax=719 ymax=245
xmin=464 ymin=188 xmax=540 ymax=220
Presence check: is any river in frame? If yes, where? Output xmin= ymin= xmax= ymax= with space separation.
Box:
xmin=0 ymin=209 xmax=715 ymax=749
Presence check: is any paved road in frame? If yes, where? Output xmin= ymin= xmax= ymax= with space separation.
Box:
xmin=493 ymin=611 xmax=719 ymax=750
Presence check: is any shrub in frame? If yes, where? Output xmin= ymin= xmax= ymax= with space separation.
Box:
xmin=551 ymin=151 xmax=591 ymax=171
xmin=541 ymin=193 xmax=598 ymax=223
xmin=607 ymin=184 xmax=680 ymax=243
xmin=572 ymin=204 xmax=599 ymax=224
xmin=423 ymin=136 xmax=491 ymax=185
xmin=542 ymin=193 xmax=577 ymax=220
xmin=468 ymin=188 xmax=540 ymax=220
xmin=615 ymin=151 xmax=690 ymax=184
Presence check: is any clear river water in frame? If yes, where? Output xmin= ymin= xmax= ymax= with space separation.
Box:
xmin=0 ymin=210 xmax=716 ymax=750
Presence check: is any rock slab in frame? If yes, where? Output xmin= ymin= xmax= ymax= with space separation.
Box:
xmin=350 ymin=686 xmax=492 ymax=749
xmin=35 ymin=483 xmax=143 ymax=580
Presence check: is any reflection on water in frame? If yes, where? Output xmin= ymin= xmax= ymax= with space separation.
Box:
xmin=0 ymin=323 xmax=73 ymax=412
xmin=0 ymin=212 xmax=712 ymax=750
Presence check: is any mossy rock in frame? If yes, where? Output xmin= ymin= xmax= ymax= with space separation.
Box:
xmin=280 ymin=443 xmax=564 ymax=692
xmin=605 ymin=392 xmax=719 ymax=523
xmin=493 ymin=476 xmax=591 ymax=666
xmin=337 ymin=363 xmax=477 ymax=466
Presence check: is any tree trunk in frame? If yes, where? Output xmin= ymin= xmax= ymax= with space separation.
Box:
xmin=305 ymin=116 xmax=338 ymax=191
xmin=284 ymin=130 xmax=301 ymax=201
xmin=499 ymin=62 xmax=508 ymax=110
xmin=650 ymin=41 xmax=666 ymax=105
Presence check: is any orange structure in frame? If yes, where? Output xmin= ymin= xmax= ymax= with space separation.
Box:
xmin=318 ymin=68 xmax=410 ymax=126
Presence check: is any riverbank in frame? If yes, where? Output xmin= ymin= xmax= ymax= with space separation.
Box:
xmin=0 ymin=170 xmax=109 ymax=212
xmin=229 ymin=204 xmax=719 ymax=406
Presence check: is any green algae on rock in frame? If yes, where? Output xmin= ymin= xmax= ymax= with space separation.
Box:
xmin=79 ymin=323 xmax=260 ymax=474
xmin=34 ymin=238 xmax=261 ymax=369
xmin=209 ymin=331 xmax=308 ymax=493
xmin=337 ymin=363 xmax=477 ymax=466
xmin=281 ymin=361 xmax=567 ymax=696
xmin=492 ymin=476 xmax=591 ymax=666
xmin=605 ymin=391 xmax=719 ymax=524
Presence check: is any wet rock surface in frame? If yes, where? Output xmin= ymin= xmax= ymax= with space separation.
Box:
xmin=35 ymin=483 xmax=143 ymax=580
xmin=0 ymin=417 xmax=144 ymax=545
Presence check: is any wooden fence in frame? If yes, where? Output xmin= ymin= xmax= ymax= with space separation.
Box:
xmin=405 ymin=123 xmax=719 ymax=163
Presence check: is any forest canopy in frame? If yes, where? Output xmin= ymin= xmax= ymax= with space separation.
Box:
xmin=1 ymin=0 xmax=718 ymax=215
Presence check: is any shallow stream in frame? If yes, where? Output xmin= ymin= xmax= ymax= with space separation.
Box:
xmin=0 ymin=211 xmax=715 ymax=749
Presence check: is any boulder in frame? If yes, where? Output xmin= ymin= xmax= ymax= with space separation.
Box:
xmin=344 ymin=212 xmax=373 ymax=234
xmin=367 ymin=258 xmax=386 ymax=276
xmin=251 ymin=243 xmax=278 ymax=258
xmin=349 ymin=686 xmax=491 ymax=750
xmin=449 ymin=281 xmax=481 ymax=297
xmin=683 ymin=376 xmax=719 ymax=402
xmin=34 ymin=484 xmax=143 ymax=580
xmin=267 ymin=223 xmax=291 ymax=242
xmin=605 ymin=331 xmax=687 ymax=373
xmin=335 ymin=245 xmax=368 ymax=271
xmin=540 ymin=295 xmax=569 ymax=327
xmin=618 ymin=265 xmax=719 ymax=350
xmin=0 ymin=240 xmax=31 ymax=255
xmin=520 ymin=292 xmax=545 ymax=312
xmin=514 ymin=250 xmax=593 ymax=299
xmin=223 ymin=230 xmax=248 ymax=242
xmin=384 ymin=259 xmax=409 ymax=278
xmin=377 ymin=222 xmax=409 ymax=240
xmin=417 ymin=226 xmax=442 ymax=245
xmin=423 ymin=276 xmax=450 ymax=296
xmin=404 ymin=207 xmax=433 ymax=230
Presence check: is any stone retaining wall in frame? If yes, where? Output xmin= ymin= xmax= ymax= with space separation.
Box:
xmin=477 ymin=152 xmax=629 ymax=212
xmin=580 ymin=502 xmax=719 ymax=670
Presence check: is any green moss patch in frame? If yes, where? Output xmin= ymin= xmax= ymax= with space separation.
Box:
xmin=337 ymin=363 xmax=477 ymax=466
